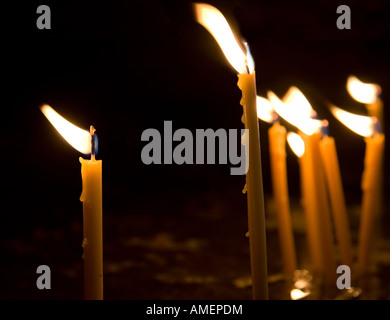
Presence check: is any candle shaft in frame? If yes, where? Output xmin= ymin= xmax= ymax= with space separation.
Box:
xmin=299 ymin=132 xmax=323 ymax=273
xmin=300 ymin=132 xmax=336 ymax=285
xmin=320 ymin=136 xmax=353 ymax=268
xmin=80 ymin=157 xmax=103 ymax=300
xmin=311 ymin=133 xmax=337 ymax=286
xmin=357 ymin=133 xmax=385 ymax=276
xmin=238 ymin=72 xmax=268 ymax=300
xmin=268 ymin=122 xmax=297 ymax=278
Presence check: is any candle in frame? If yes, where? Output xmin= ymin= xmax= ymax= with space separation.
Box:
xmin=40 ymin=105 xmax=103 ymax=300
xmin=358 ymin=133 xmax=384 ymax=275
xmin=319 ymin=125 xmax=353 ymax=268
xmin=195 ymin=3 xmax=268 ymax=299
xmin=346 ymin=75 xmax=384 ymax=235
xmin=80 ymin=126 xmax=103 ymax=300
xmin=287 ymin=131 xmax=322 ymax=270
xmin=347 ymin=76 xmax=383 ymax=129
xmin=270 ymin=89 xmax=336 ymax=285
xmin=331 ymin=106 xmax=385 ymax=277
xmin=257 ymin=96 xmax=297 ymax=278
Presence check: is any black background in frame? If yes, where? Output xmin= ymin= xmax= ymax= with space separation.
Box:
xmin=1 ymin=0 xmax=389 ymax=300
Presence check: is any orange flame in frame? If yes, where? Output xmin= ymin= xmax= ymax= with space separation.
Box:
xmin=330 ymin=106 xmax=377 ymax=137
xmin=287 ymin=132 xmax=305 ymax=158
xmin=268 ymin=91 xmax=322 ymax=135
xmin=256 ymin=96 xmax=274 ymax=123
xmin=347 ymin=76 xmax=381 ymax=104
xmin=40 ymin=104 xmax=91 ymax=154
xmin=194 ymin=3 xmax=254 ymax=74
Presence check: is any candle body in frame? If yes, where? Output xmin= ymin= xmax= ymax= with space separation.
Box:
xmin=299 ymin=133 xmax=323 ymax=273
xmin=268 ymin=122 xmax=297 ymax=278
xmin=80 ymin=157 xmax=103 ymax=300
xmin=357 ymin=133 xmax=385 ymax=276
xmin=319 ymin=136 xmax=353 ymax=268
xmin=238 ymin=72 xmax=268 ymax=300
xmin=300 ymin=132 xmax=336 ymax=285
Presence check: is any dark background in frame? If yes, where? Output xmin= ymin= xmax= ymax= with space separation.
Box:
xmin=1 ymin=0 xmax=389 ymax=299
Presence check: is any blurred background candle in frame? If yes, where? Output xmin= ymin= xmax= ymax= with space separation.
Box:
xmin=270 ymin=89 xmax=336 ymax=285
xmin=257 ymin=96 xmax=297 ymax=279
xmin=331 ymin=106 xmax=385 ymax=277
xmin=346 ymin=76 xmax=384 ymax=241
xmin=195 ymin=3 xmax=268 ymax=299
xmin=347 ymin=76 xmax=383 ymax=129
xmin=319 ymin=121 xmax=353 ymax=268
xmin=40 ymin=105 xmax=103 ymax=300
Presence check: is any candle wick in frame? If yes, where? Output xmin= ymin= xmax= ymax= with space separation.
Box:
xmin=244 ymin=42 xmax=253 ymax=74
xmin=244 ymin=59 xmax=250 ymax=74
xmin=90 ymin=125 xmax=96 ymax=161
xmin=321 ymin=120 xmax=329 ymax=137
xmin=372 ymin=117 xmax=382 ymax=136
xmin=272 ymin=111 xmax=280 ymax=123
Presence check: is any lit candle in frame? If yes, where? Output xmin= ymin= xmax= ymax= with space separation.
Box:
xmin=194 ymin=3 xmax=268 ymax=299
xmin=319 ymin=122 xmax=353 ymax=268
xmin=40 ymin=105 xmax=103 ymax=300
xmin=257 ymin=96 xmax=297 ymax=279
xmin=347 ymin=76 xmax=383 ymax=129
xmin=270 ymin=89 xmax=336 ymax=285
xmin=346 ymin=76 xmax=384 ymax=234
xmin=287 ymin=131 xmax=322 ymax=269
xmin=331 ymin=106 xmax=385 ymax=277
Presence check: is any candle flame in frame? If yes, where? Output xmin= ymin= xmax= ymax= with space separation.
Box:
xmin=268 ymin=91 xmax=322 ymax=135
xmin=257 ymin=96 xmax=274 ymax=123
xmin=194 ymin=3 xmax=254 ymax=74
xmin=290 ymin=288 xmax=310 ymax=300
xmin=287 ymin=132 xmax=305 ymax=158
xmin=347 ymin=76 xmax=381 ymax=104
xmin=330 ymin=105 xmax=377 ymax=137
xmin=283 ymin=87 xmax=317 ymax=118
xmin=40 ymin=104 xmax=92 ymax=155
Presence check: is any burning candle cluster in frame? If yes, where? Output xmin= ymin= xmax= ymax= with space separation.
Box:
xmin=193 ymin=3 xmax=385 ymax=299
xmin=36 ymin=2 xmax=386 ymax=300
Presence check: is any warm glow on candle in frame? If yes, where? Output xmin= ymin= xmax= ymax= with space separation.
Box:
xmin=194 ymin=3 xmax=254 ymax=74
xmin=347 ymin=76 xmax=381 ymax=104
xmin=40 ymin=104 xmax=91 ymax=154
xmin=330 ymin=106 xmax=377 ymax=137
xmin=256 ymin=96 xmax=274 ymax=123
xmin=287 ymin=132 xmax=305 ymax=158
xmin=268 ymin=91 xmax=322 ymax=135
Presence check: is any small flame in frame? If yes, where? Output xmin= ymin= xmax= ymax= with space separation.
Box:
xmin=287 ymin=132 xmax=305 ymax=158
xmin=330 ymin=105 xmax=377 ymax=137
xmin=194 ymin=3 xmax=253 ymax=74
xmin=257 ymin=96 xmax=274 ymax=123
xmin=268 ymin=91 xmax=322 ymax=135
xmin=290 ymin=288 xmax=310 ymax=300
xmin=40 ymin=104 xmax=92 ymax=155
xmin=282 ymin=87 xmax=317 ymax=118
xmin=347 ymin=76 xmax=381 ymax=104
